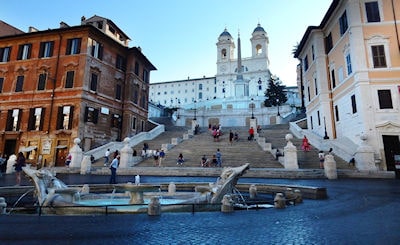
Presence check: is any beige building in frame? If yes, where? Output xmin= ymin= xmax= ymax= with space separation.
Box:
xmin=295 ymin=0 xmax=400 ymax=171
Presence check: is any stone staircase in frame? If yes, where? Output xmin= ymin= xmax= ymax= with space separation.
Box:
xmin=129 ymin=118 xmax=353 ymax=170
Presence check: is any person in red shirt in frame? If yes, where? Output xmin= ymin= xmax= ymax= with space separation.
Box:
xmin=248 ymin=127 xmax=255 ymax=141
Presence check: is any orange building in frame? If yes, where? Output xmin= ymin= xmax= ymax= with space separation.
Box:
xmin=0 ymin=16 xmax=156 ymax=167
xmin=295 ymin=0 xmax=400 ymax=171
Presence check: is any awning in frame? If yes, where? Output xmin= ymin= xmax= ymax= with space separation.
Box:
xmin=20 ymin=146 xmax=37 ymax=152
xmin=55 ymin=145 xmax=67 ymax=149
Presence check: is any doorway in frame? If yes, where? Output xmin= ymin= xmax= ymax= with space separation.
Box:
xmin=382 ymin=135 xmax=400 ymax=171
xmin=2 ymin=139 xmax=16 ymax=172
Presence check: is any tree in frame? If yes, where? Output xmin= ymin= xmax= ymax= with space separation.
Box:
xmin=264 ymin=76 xmax=287 ymax=107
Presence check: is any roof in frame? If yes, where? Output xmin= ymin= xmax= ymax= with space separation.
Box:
xmin=253 ymin=23 xmax=265 ymax=33
xmin=0 ymin=20 xmax=24 ymax=37
xmin=219 ymin=28 xmax=232 ymax=38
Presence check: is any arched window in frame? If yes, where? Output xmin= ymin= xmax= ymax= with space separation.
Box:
xmin=256 ymin=44 xmax=263 ymax=55
xmin=221 ymin=49 xmax=227 ymax=58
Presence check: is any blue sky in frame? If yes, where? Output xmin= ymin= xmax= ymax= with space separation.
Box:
xmin=2 ymin=0 xmax=332 ymax=86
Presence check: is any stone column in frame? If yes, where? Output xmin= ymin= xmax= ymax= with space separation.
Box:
xmin=324 ymin=153 xmax=337 ymax=179
xmin=355 ymin=134 xmax=377 ymax=171
xmin=69 ymin=138 xmax=83 ymax=168
xmin=168 ymin=182 xmax=176 ymax=195
xmin=283 ymin=134 xmax=298 ymax=169
xmin=120 ymin=137 xmax=133 ymax=168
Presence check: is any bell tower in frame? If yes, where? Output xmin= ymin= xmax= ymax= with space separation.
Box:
xmin=216 ymin=28 xmax=235 ymax=74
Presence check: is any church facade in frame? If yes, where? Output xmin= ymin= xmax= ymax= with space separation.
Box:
xmin=149 ymin=24 xmax=300 ymax=126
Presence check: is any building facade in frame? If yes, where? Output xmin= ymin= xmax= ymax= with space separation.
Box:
xmin=149 ymin=24 xmax=274 ymax=108
xmin=0 ymin=16 xmax=156 ymax=167
xmin=295 ymin=0 xmax=400 ymax=171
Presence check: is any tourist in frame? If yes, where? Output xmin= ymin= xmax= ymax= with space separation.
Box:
xmin=318 ymin=150 xmax=325 ymax=168
xmin=177 ymin=153 xmax=184 ymax=165
xmin=229 ymin=130 xmax=234 ymax=145
xmin=90 ymin=155 xmax=95 ymax=164
xmin=104 ymin=149 xmax=110 ymax=166
xmin=153 ymin=149 xmax=160 ymax=166
xmin=301 ymin=136 xmax=311 ymax=152
xmin=234 ymin=132 xmax=239 ymax=141
xmin=216 ymin=148 xmax=222 ymax=167
xmin=201 ymin=155 xmax=210 ymax=167
xmin=109 ymin=154 xmax=119 ymax=184
xmin=248 ymin=127 xmax=255 ymax=141
xmin=65 ymin=152 xmax=72 ymax=167
xmin=14 ymin=152 xmax=26 ymax=186
xmin=159 ymin=149 xmax=166 ymax=167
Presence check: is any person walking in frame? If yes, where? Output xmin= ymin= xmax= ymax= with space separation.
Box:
xmin=229 ymin=130 xmax=234 ymax=145
xmin=301 ymin=136 xmax=311 ymax=152
xmin=158 ymin=149 xmax=166 ymax=167
xmin=153 ymin=149 xmax=160 ymax=167
xmin=248 ymin=127 xmax=255 ymax=141
xmin=177 ymin=153 xmax=184 ymax=165
xmin=65 ymin=152 xmax=72 ymax=167
xmin=14 ymin=152 xmax=26 ymax=186
xmin=318 ymin=150 xmax=325 ymax=169
xmin=104 ymin=149 xmax=110 ymax=166
xmin=109 ymin=154 xmax=119 ymax=184
xmin=216 ymin=148 xmax=222 ymax=167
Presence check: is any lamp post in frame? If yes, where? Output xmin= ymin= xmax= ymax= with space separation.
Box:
xmin=222 ymin=81 xmax=225 ymax=98
xmin=251 ymin=98 xmax=255 ymax=119
xmin=193 ymin=100 xmax=197 ymax=120
xmin=177 ymin=100 xmax=181 ymax=119
xmin=257 ymin=78 xmax=262 ymax=96
xmin=276 ymin=98 xmax=280 ymax=116
xmin=323 ymin=117 xmax=329 ymax=139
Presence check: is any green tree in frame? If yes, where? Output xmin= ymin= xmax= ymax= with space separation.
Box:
xmin=264 ymin=76 xmax=287 ymax=107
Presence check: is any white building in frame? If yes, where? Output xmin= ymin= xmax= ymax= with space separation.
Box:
xmin=149 ymin=24 xmax=301 ymax=126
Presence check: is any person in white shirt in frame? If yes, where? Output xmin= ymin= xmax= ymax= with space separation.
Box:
xmin=104 ymin=149 xmax=110 ymax=166
xmin=109 ymin=155 xmax=119 ymax=184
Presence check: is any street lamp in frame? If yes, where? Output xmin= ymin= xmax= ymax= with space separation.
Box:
xmin=222 ymin=81 xmax=225 ymax=98
xmin=323 ymin=117 xmax=329 ymax=139
xmin=276 ymin=98 xmax=280 ymax=116
xmin=257 ymin=78 xmax=262 ymax=96
xmin=177 ymin=100 xmax=181 ymax=119
xmin=251 ymin=98 xmax=255 ymax=119
xmin=193 ymin=100 xmax=197 ymax=120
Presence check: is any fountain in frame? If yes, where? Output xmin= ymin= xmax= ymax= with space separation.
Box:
xmin=21 ymin=163 xmax=252 ymax=215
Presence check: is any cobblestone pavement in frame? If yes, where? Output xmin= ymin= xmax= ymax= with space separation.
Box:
xmin=0 ymin=175 xmax=399 ymax=245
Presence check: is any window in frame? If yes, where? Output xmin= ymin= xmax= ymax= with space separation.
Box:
xmin=377 ymin=90 xmax=393 ymax=109
xmin=371 ymin=45 xmax=387 ymax=68
xmin=346 ymin=53 xmax=352 ymax=75
xmin=91 ymin=40 xmax=103 ymax=60
xmin=221 ymin=49 xmax=227 ymax=58
xmin=90 ymin=73 xmax=98 ymax=91
xmin=66 ymin=38 xmax=81 ymax=55
xmin=140 ymin=94 xmax=147 ymax=108
xmin=0 ymin=47 xmax=11 ymax=62
xmin=0 ymin=77 xmax=3 ymax=93
xmin=331 ymin=69 xmax=336 ymax=89
xmin=28 ymin=108 xmax=45 ymax=131
xmin=56 ymin=106 xmax=74 ymax=130
xmin=37 ymin=73 xmax=47 ymax=90
xmin=39 ymin=41 xmax=54 ymax=58
xmin=339 ymin=11 xmax=348 ymax=36
xmin=115 ymin=84 xmax=121 ymax=100
xmin=65 ymin=71 xmax=74 ymax=88
xmin=365 ymin=1 xmax=380 ymax=22
xmin=84 ymin=107 xmax=98 ymax=124
xmin=311 ymin=45 xmax=315 ymax=60
xmin=303 ymin=56 xmax=309 ymax=71
xmin=314 ymin=77 xmax=318 ymax=95
xmin=351 ymin=94 xmax=357 ymax=114
xmin=6 ymin=109 xmax=21 ymax=131
xmin=325 ymin=33 xmax=333 ymax=54
xmin=15 ymin=75 xmax=24 ymax=92
xmin=116 ymin=55 xmax=126 ymax=71
xmin=199 ymin=84 xmax=203 ymax=90
xmin=335 ymin=105 xmax=340 ymax=121
xmin=17 ymin=44 xmax=32 ymax=60
xmin=143 ymin=69 xmax=149 ymax=83
xmin=132 ymin=116 xmax=136 ymax=130
xmin=307 ymin=86 xmax=311 ymax=101
xmin=317 ymin=111 xmax=321 ymax=126
xmin=134 ymin=61 xmax=139 ymax=76
xmin=199 ymin=92 xmax=203 ymax=99
xmin=310 ymin=116 xmax=313 ymax=130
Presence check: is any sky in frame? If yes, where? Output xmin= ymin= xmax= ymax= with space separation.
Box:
xmin=2 ymin=0 xmax=332 ymax=86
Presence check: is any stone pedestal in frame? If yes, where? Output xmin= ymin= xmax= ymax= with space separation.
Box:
xmin=135 ymin=175 xmax=140 ymax=185
xmin=148 ymin=196 xmax=161 ymax=216
xmin=168 ymin=182 xmax=176 ymax=194
xmin=355 ymin=134 xmax=377 ymax=171
xmin=283 ymin=134 xmax=298 ymax=169
xmin=249 ymin=184 xmax=257 ymax=199
xmin=0 ymin=197 xmax=7 ymax=214
xmin=120 ymin=137 xmax=133 ymax=168
xmin=80 ymin=156 xmax=91 ymax=175
xmin=276 ymin=115 xmax=281 ymax=124
xmin=324 ymin=154 xmax=337 ymax=179
xmin=192 ymin=120 xmax=197 ymax=134
xmin=70 ymin=138 xmax=83 ymax=168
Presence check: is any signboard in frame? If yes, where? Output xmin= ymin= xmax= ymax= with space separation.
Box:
xmin=42 ymin=139 xmax=52 ymax=155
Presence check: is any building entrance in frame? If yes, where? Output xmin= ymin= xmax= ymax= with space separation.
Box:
xmin=382 ymin=135 xmax=400 ymax=171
